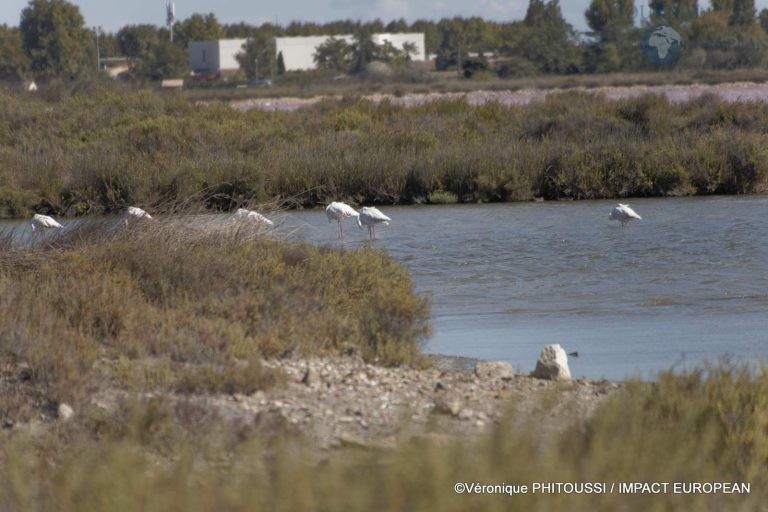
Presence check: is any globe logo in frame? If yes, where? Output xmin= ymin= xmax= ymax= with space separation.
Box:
xmin=641 ymin=25 xmax=682 ymax=65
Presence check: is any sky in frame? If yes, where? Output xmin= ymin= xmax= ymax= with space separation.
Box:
xmin=1 ymin=0 xmax=763 ymax=34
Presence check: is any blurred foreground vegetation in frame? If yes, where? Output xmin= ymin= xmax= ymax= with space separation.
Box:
xmin=1 ymin=84 xmax=768 ymax=218
xmin=1 ymin=362 xmax=766 ymax=511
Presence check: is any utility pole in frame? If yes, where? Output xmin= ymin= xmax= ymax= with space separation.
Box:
xmin=94 ymin=26 xmax=102 ymax=72
xmin=166 ymin=2 xmax=175 ymax=43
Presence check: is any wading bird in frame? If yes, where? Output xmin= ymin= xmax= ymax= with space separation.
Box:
xmin=358 ymin=207 xmax=391 ymax=240
xmin=609 ymin=204 xmax=642 ymax=225
xmin=232 ymin=208 xmax=275 ymax=226
xmin=325 ymin=202 xmax=358 ymax=239
xmin=123 ymin=206 xmax=154 ymax=226
xmin=30 ymin=213 xmax=63 ymax=232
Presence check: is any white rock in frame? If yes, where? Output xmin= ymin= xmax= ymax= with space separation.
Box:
xmin=533 ymin=344 xmax=572 ymax=381
xmin=458 ymin=408 xmax=474 ymax=421
xmin=58 ymin=403 xmax=75 ymax=421
xmin=474 ymin=361 xmax=515 ymax=380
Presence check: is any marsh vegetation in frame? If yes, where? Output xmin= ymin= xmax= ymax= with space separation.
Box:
xmin=1 ymin=84 xmax=767 ymax=219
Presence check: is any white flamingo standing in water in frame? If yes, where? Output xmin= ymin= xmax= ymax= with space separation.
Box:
xmin=30 ymin=214 xmax=63 ymax=232
xmin=232 ymin=208 xmax=274 ymax=226
xmin=358 ymin=207 xmax=391 ymax=240
xmin=325 ymin=202 xmax=358 ymax=239
xmin=609 ymin=204 xmax=642 ymax=226
xmin=123 ymin=206 xmax=154 ymax=226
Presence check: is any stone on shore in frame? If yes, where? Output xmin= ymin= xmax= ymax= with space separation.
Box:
xmin=58 ymin=403 xmax=75 ymax=422
xmin=533 ymin=344 xmax=571 ymax=381
xmin=474 ymin=361 xmax=515 ymax=380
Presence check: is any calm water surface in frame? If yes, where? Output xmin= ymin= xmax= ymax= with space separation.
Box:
xmin=286 ymin=197 xmax=768 ymax=380
xmin=3 ymin=196 xmax=767 ymax=380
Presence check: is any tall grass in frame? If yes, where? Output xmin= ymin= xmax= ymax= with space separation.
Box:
xmin=0 ymin=223 xmax=430 ymax=420
xmin=1 ymin=85 xmax=768 ymax=219
xmin=1 ymin=363 xmax=765 ymax=511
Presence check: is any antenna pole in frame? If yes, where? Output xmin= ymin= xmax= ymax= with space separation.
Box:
xmin=166 ymin=2 xmax=175 ymax=43
xmin=94 ymin=26 xmax=101 ymax=71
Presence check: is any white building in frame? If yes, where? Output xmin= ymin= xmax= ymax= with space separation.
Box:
xmin=188 ymin=39 xmax=247 ymax=74
xmin=276 ymin=35 xmax=352 ymax=72
xmin=275 ymin=33 xmax=426 ymax=72
xmin=373 ymin=33 xmax=426 ymax=60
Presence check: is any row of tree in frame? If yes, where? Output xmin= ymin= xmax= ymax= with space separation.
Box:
xmin=3 ymin=0 xmax=768 ymax=83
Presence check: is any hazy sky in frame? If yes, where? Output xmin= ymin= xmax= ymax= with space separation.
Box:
xmin=0 ymin=0 xmax=761 ymax=34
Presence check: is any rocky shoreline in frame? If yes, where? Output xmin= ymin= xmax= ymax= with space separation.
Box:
xmin=85 ymin=352 xmax=622 ymax=450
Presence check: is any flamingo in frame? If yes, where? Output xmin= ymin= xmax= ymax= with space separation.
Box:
xmin=232 ymin=208 xmax=274 ymax=226
xmin=30 ymin=214 xmax=63 ymax=232
xmin=123 ymin=206 xmax=153 ymax=226
xmin=325 ymin=202 xmax=358 ymax=239
xmin=609 ymin=204 xmax=642 ymax=226
xmin=358 ymin=207 xmax=391 ymax=240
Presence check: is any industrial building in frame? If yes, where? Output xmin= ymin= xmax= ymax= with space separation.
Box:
xmin=188 ymin=39 xmax=247 ymax=75
xmin=275 ymin=33 xmax=426 ymax=71
xmin=188 ymin=33 xmax=426 ymax=75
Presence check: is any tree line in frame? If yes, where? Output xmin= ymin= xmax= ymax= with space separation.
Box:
xmin=2 ymin=0 xmax=768 ymax=83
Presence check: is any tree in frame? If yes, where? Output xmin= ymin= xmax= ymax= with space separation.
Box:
xmin=385 ymin=18 xmax=409 ymax=33
xmin=710 ymin=0 xmax=734 ymax=11
xmin=729 ymin=0 xmax=756 ymax=26
xmin=585 ymin=0 xmax=634 ymax=39
xmin=583 ymin=0 xmax=638 ymax=72
xmin=410 ymin=19 xmax=440 ymax=55
xmin=434 ymin=17 xmax=486 ymax=70
xmin=174 ymin=13 xmax=222 ymax=48
xmin=0 ymin=25 xmax=30 ymax=82
xmin=276 ymin=51 xmax=286 ymax=74
xmin=236 ymin=34 xmax=274 ymax=80
xmin=117 ymin=24 xmax=160 ymax=60
xmin=19 ymin=0 xmax=93 ymax=79
xmin=313 ymin=37 xmax=352 ymax=71
xmin=402 ymin=41 xmax=418 ymax=61
xmin=759 ymin=8 xmax=768 ymax=32
xmin=118 ymin=25 xmax=186 ymax=80
xmin=350 ymin=29 xmax=376 ymax=73
xmin=649 ymin=0 xmax=699 ymax=24
xmin=133 ymin=39 xmax=187 ymax=80
xmin=517 ymin=1 xmax=581 ymax=73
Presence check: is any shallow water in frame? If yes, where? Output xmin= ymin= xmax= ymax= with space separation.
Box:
xmin=3 ymin=196 xmax=767 ymax=380
xmin=284 ymin=197 xmax=768 ymax=380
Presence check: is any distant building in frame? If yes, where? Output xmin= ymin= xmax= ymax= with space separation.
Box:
xmin=188 ymin=39 xmax=247 ymax=75
xmin=275 ymin=35 xmax=350 ymax=72
xmin=188 ymin=33 xmax=426 ymax=76
xmin=161 ymin=79 xmax=184 ymax=89
xmin=100 ymin=57 xmax=131 ymax=78
xmin=275 ymin=33 xmax=426 ymax=72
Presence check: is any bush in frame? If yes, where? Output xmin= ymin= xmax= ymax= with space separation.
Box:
xmin=0 ymin=224 xmax=430 ymax=413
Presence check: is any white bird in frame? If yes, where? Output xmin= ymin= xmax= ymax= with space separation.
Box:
xmin=123 ymin=206 xmax=153 ymax=226
xmin=232 ymin=208 xmax=274 ymax=226
xmin=325 ymin=202 xmax=358 ymax=239
xmin=609 ymin=203 xmax=642 ymax=225
xmin=30 ymin=213 xmax=63 ymax=232
xmin=357 ymin=207 xmax=391 ymax=240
